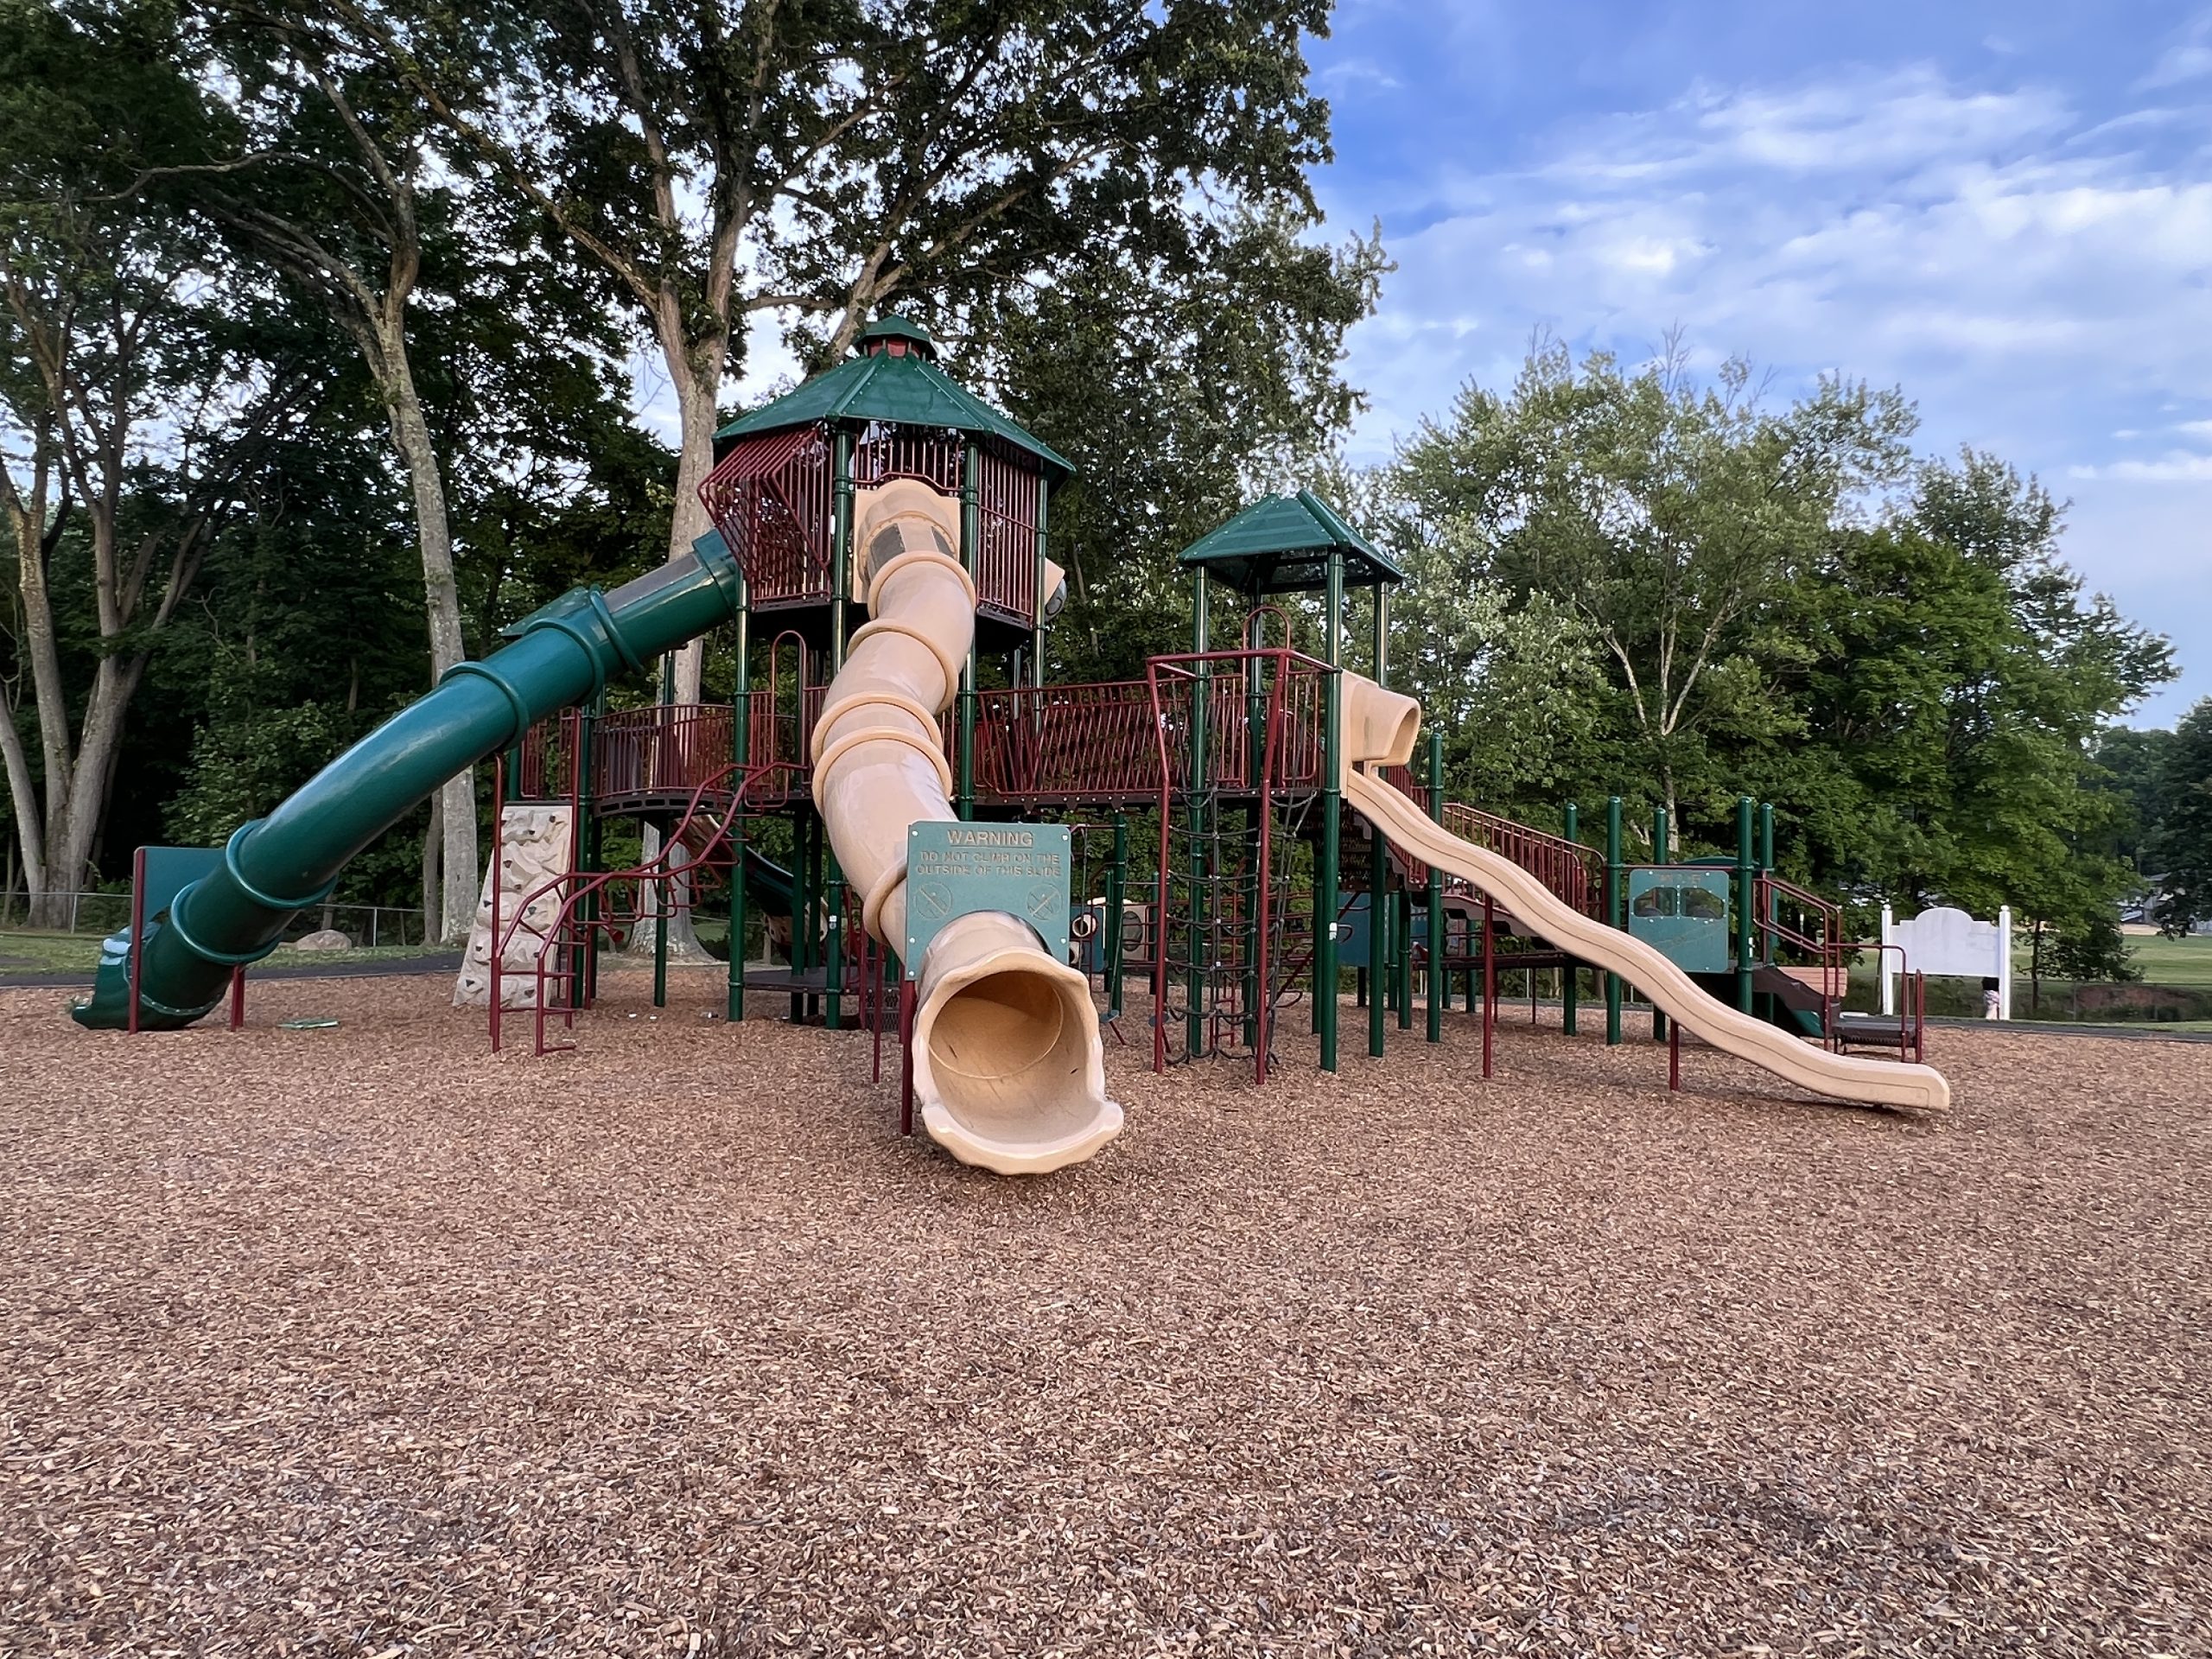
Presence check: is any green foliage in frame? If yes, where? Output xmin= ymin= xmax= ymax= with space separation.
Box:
xmin=1376 ymin=343 xmax=2174 ymax=964
xmin=1391 ymin=338 xmax=1916 ymax=825
xmin=982 ymin=204 xmax=1387 ymax=683
xmin=2146 ymin=698 xmax=2212 ymax=934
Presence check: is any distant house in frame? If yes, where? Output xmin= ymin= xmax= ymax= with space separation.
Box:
xmin=2128 ymin=878 xmax=2212 ymax=937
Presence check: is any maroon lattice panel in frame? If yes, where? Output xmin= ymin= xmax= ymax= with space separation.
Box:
xmin=700 ymin=427 xmax=835 ymax=605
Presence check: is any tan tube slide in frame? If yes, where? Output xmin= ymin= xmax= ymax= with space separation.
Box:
xmin=1338 ymin=673 xmax=1951 ymax=1113
xmin=810 ymin=479 xmax=1122 ymax=1173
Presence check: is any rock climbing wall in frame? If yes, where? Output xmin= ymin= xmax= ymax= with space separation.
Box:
xmin=453 ymin=805 xmax=576 ymax=1008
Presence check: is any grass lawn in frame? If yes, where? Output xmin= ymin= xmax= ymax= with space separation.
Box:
xmin=0 ymin=930 xmax=101 ymax=977
xmin=0 ymin=929 xmax=454 ymax=982
xmin=2123 ymin=931 xmax=2212 ymax=988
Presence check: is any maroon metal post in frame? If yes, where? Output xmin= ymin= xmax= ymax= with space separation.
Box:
xmin=228 ymin=966 xmax=245 ymax=1031
xmin=1482 ymin=893 xmax=1496 ymax=1080
xmin=490 ymin=753 xmax=505 ymax=1052
xmin=1251 ymin=652 xmax=1291 ymax=1084
xmin=1669 ymin=1020 xmax=1681 ymax=1090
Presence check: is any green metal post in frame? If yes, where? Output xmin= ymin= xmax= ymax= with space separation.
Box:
xmin=787 ymin=814 xmax=804 ymax=1035
xmin=1651 ymin=804 xmax=1669 ymax=1040
xmin=823 ymin=429 xmax=855 ymax=1032
xmin=1106 ymin=813 xmax=1128 ymax=1020
xmin=1736 ymin=795 xmax=1756 ymax=1014
xmin=1369 ymin=585 xmax=1389 ymax=1059
xmin=1757 ymin=799 xmax=1777 ymax=1020
xmin=1758 ymin=802 xmax=1776 ymax=963
xmin=1186 ymin=567 xmax=1210 ymax=1060
xmin=579 ymin=702 xmax=600 ymax=1003
xmin=1242 ymin=608 xmax=1266 ymax=1050
xmin=651 ymin=656 xmax=673 ymax=1008
xmin=728 ymin=582 xmax=748 ymax=1022
xmin=1427 ymin=728 xmax=1444 ymax=1042
xmin=652 ymin=856 xmax=671 ymax=1007
xmin=1395 ymin=885 xmax=1414 ymax=1031
xmin=1033 ymin=474 xmax=1049 ymax=690
xmin=1317 ymin=550 xmax=1343 ymax=1071
xmin=957 ymin=442 xmax=979 ymax=822
xmin=1605 ymin=796 xmax=1624 ymax=1046
xmin=1561 ymin=802 xmax=1580 ymax=1035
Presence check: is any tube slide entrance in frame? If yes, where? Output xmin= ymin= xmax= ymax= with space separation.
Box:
xmin=810 ymin=480 xmax=1121 ymax=1173
xmin=1338 ymin=673 xmax=1951 ymax=1114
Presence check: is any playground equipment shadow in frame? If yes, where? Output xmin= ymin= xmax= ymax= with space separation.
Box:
xmin=3 ymin=971 xmax=2207 ymax=1655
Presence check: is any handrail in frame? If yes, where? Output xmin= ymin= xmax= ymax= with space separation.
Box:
xmin=491 ymin=760 xmax=796 ymax=1052
xmin=1440 ymin=802 xmax=1605 ymax=919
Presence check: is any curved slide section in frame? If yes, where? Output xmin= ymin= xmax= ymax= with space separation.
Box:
xmin=811 ymin=479 xmax=1120 ymax=1173
xmin=73 ymin=544 xmax=745 ymax=1030
xmin=1339 ymin=674 xmax=1950 ymax=1114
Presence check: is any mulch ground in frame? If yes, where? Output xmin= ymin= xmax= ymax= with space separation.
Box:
xmin=3 ymin=968 xmax=2208 ymax=1656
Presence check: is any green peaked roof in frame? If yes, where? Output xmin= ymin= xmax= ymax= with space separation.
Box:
xmin=716 ymin=321 xmax=1071 ymax=481
xmin=1177 ymin=490 xmax=1403 ymax=593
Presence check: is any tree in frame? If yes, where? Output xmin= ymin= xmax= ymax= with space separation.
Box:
xmin=2091 ymin=724 xmax=2177 ymax=877
xmin=344 ymin=0 xmax=1347 ymax=694
xmin=1392 ymin=338 xmax=1916 ymax=830
xmin=1 ymin=0 xmax=323 ymax=925
xmin=153 ymin=3 xmax=480 ymax=939
xmin=2148 ymin=698 xmax=2212 ymax=935
xmin=982 ymin=204 xmax=1386 ymax=684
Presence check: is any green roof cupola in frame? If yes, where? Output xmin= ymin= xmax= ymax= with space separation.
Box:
xmin=715 ymin=314 xmax=1070 ymax=481
xmin=1177 ymin=490 xmax=1403 ymax=594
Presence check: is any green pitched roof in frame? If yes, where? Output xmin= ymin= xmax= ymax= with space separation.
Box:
xmin=1177 ymin=490 xmax=1403 ymax=593
xmin=715 ymin=317 xmax=1071 ymax=481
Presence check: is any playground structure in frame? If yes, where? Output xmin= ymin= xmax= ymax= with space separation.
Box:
xmin=71 ymin=315 xmax=1950 ymax=1166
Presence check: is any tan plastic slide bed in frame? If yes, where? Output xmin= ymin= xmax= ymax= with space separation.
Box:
xmin=1338 ymin=674 xmax=1950 ymax=1115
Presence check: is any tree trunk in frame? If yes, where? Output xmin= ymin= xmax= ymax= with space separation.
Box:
xmin=0 ymin=703 xmax=43 ymax=918
xmin=663 ymin=351 xmax=722 ymax=703
xmin=378 ymin=315 xmax=478 ymax=945
xmin=421 ymin=802 xmax=441 ymax=950
xmin=627 ymin=319 xmax=728 ymax=961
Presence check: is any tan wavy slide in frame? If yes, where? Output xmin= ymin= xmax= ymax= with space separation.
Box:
xmin=1339 ymin=673 xmax=1950 ymax=1113
xmin=810 ymin=479 xmax=1122 ymax=1173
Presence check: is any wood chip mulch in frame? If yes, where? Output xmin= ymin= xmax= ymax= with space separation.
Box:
xmin=3 ymin=970 xmax=2208 ymax=1656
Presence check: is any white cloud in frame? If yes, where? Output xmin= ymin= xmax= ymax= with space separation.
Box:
xmin=1318 ymin=56 xmax=1401 ymax=93
xmin=1322 ymin=60 xmax=2212 ymax=721
xmin=2071 ymin=452 xmax=2212 ymax=483
xmin=2140 ymin=42 xmax=2212 ymax=89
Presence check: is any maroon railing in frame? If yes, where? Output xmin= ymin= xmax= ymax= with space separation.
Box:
xmin=591 ymin=705 xmax=733 ymax=806
xmin=854 ymin=424 xmax=963 ymax=493
xmin=700 ymin=426 xmax=835 ymax=606
xmin=514 ymin=714 xmax=576 ymax=803
xmin=1440 ymin=802 xmax=1605 ymax=918
xmin=974 ymin=446 xmax=1038 ymax=627
xmin=1146 ymin=652 xmax=1334 ymax=795
xmin=971 ymin=679 xmax=1162 ymax=804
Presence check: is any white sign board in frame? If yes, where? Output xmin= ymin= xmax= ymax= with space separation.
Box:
xmin=1881 ymin=904 xmax=2012 ymax=1020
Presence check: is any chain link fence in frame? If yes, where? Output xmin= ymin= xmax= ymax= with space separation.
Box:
xmin=0 ymin=890 xmax=433 ymax=949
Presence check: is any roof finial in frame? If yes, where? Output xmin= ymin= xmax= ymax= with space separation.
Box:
xmin=856 ymin=315 xmax=939 ymax=363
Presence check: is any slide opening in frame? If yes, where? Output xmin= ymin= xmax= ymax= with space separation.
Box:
xmin=912 ymin=914 xmax=1119 ymax=1173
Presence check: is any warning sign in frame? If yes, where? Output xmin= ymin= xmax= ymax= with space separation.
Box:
xmin=903 ymin=822 xmax=1071 ymax=979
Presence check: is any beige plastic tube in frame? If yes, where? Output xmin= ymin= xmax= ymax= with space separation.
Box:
xmin=810 ymin=479 xmax=1122 ymax=1173
xmin=1338 ymin=672 xmax=1951 ymax=1114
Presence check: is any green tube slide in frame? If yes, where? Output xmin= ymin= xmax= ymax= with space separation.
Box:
xmin=741 ymin=848 xmax=796 ymax=919
xmin=73 ymin=543 xmax=744 ymax=1031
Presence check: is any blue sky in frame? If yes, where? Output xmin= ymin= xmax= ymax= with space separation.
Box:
xmin=1306 ymin=0 xmax=2212 ymax=727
